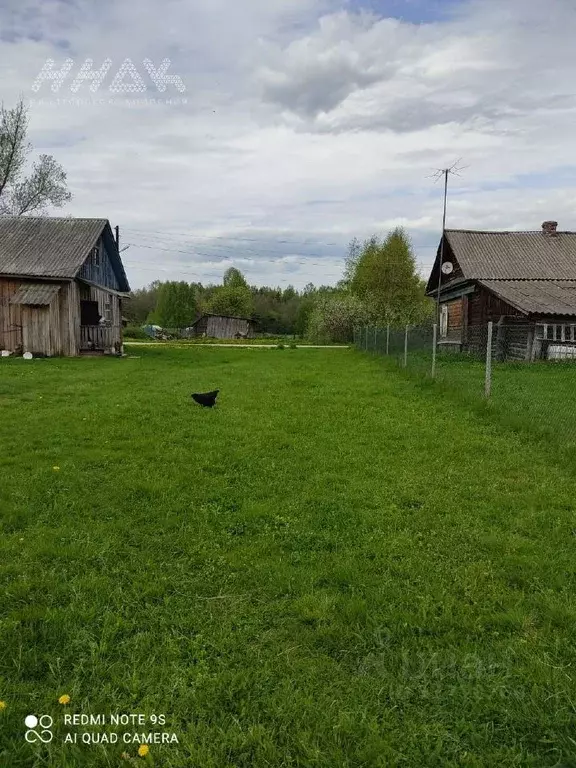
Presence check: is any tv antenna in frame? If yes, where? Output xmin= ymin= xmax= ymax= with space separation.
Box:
xmin=427 ymin=159 xmax=467 ymax=327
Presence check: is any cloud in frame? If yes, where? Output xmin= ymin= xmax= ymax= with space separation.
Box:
xmin=1 ymin=0 xmax=575 ymax=290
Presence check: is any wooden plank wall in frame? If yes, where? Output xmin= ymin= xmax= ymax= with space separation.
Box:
xmin=502 ymin=324 xmax=532 ymax=361
xmin=0 ymin=278 xmax=22 ymax=352
xmin=1 ymin=278 xmax=82 ymax=356
xmin=447 ymin=298 xmax=463 ymax=336
xmin=21 ymin=305 xmax=50 ymax=355
xmin=205 ymin=316 xmax=253 ymax=338
xmin=77 ymin=237 xmax=121 ymax=290
xmin=86 ymin=284 xmax=122 ymax=350
xmin=59 ymin=281 xmax=80 ymax=356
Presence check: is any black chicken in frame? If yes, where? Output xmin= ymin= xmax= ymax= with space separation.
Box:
xmin=191 ymin=389 xmax=219 ymax=408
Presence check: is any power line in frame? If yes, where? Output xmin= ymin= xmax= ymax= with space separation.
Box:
xmin=123 ymin=227 xmax=440 ymax=249
xmin=122 ymin=227 xmax=347 ymax=247
xmin=124 ymin=241 xmax=347 ymax=267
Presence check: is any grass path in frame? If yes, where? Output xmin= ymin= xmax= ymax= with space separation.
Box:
xmin=1 ymin=347 xmax=576 ymax=767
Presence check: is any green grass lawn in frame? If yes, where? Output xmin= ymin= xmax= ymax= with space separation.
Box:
xmin=376 ymin=344 xmax=576 ymax=463
xmin=1 ymin=346 xmax=576 ymax=767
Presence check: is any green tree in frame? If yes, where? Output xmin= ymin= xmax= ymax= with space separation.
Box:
xmin=153 ymin=281 xmax=197 ymax=327
xmin=206 ymin=268 xmax=253 ymax=317
xmin=307 ymin=293 xmax=369 ymax=344
xmin=223 ymin=267 xmax=248 ymax=289
xmin=295 ymin=298 xmax=315 ymax=337
xmin=206 ymin=285 xmax=253 ymax=317
xmin=349 ymin=228 xmax=432 ymax=325
xmin=125 ymin=281 xmax=161 ymax=324
xmin=282 ymin=285 xmax=297 ymax=302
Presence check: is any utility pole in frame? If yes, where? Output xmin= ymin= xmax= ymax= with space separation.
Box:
xmin=115 ymin=225 xmax=120 ymax=251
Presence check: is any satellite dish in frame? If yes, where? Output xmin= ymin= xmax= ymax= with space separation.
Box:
xmin=441 ymin=261 xmax=454 ymax=275
xmin=23 ymin=352 xmax=33 ymax=360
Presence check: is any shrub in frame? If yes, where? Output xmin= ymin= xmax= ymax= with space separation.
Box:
xmin=124 ymin=325 xmax=149 ymax=340
xmin=276 ymin=343 xmax=285 ymax=350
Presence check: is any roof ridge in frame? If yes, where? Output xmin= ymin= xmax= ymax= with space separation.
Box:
xmin=447 ymin=228 xmax=576 ymax=235
xmin=479 ymin=278 xmax=576 ymax=282
xmin=0 ymin=216 xmax=109 ymax=223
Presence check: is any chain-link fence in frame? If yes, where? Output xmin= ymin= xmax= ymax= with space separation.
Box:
xmin=355 ymin=321 xmax=576 ymax=458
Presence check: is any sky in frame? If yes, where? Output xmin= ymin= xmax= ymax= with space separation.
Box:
xmin=1 ymin=0 xmax=575 ymax=291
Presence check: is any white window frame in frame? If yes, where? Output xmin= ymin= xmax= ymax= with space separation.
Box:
xmin=92 ymin=245 xmax=101 ymax=267
xmin=440 ymin=304 xmax=449 ymax=338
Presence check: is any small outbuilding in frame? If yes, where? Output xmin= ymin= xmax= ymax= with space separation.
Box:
xmin=189 ymin=313 xmax=256 ymax=339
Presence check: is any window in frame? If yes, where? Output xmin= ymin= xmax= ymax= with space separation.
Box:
xmin=104 ymin=300 xmax=112 ymax=324
xmin=440 ymin=305 xmax=449 ymax=338
xmin=91 ymin=245 xmax=100 ymax=267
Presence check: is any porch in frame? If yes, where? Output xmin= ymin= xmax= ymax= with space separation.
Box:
xmin=80 ymin=325 xmax=122 ymax=354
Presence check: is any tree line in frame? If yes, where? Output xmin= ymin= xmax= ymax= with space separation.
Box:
xmin=124 ymin=229 xmax=434 ymax=341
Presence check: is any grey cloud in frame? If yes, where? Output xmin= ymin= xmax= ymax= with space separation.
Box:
xmin=259 ymin=56 xmax=387 ymax=117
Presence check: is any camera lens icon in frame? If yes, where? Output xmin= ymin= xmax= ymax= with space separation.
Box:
xmin=25 ymin=714 xmax=53 ymax=743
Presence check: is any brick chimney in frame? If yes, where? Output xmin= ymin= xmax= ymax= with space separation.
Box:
xmin=542 ymin=220 xmax=558 ymax=236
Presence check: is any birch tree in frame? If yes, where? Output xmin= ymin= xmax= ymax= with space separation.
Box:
xmin=0 ymin=99 xmax=72 ymax=216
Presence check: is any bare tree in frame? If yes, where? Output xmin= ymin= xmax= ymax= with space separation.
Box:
xmin=0 ymin=99 xmax=72 ymax=216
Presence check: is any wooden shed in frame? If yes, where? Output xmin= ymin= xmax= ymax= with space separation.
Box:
xmin=0 ymin=217 xmax=130 ymax=357
xmin=426 ymin=221 xmax=576 ymax=361
xmin=190 ymin=313 xmax=256 ymax=339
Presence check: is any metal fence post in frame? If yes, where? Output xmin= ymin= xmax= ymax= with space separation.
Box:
xmin=386 ymin=324 xmax=390 ymax=356
xmin=403 ymin=325 xmax=409 ymax=367
xmin=431 ymin=323 xmax=437 ymax=378
xmin=485 ymin=321 xmax=493 ymax=398
xmin=365 ymin=326 xmax=369 ymax=352
xmin=374 ymin=327 xmax=377 ymax=353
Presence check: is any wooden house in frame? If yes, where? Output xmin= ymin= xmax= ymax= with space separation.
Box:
xmin=189 ymin=313 xmax=256 ymax=339
xmin=0 ymin=217 xmax=130 ymax=357
xmin=425 ymin=221 xmax=576 ymax=361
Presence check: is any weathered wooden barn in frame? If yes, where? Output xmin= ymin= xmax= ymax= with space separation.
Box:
xmin=0 ymin=217 xmax=130 ymax=357
xmin=426 ymin=222 xmax=576 ymax=361
xmin=189 ymin=313 xmax=256 ymax=339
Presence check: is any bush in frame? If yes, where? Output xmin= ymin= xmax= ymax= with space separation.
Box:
xmin=289 ymin=342 xmax=297 ymax=349
xmin=276 ymin=343 xmax=285 ymax=350
xmin=124 ymin=325 xmax=149 ymax=340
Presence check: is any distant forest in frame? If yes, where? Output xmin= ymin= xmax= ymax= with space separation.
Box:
xmin=124 ymin=229 xmax=435 ymax=341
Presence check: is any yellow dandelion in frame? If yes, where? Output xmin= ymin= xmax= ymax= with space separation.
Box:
xmin=53 ymin=466 xmax=60 ymax=471
xmin=58 ymin=694 xmax=70 ymax=705
xmin=138 ymin=744 xmax=149 ymax=757
xmin=0 ymin=701 xmax=6 ymax=711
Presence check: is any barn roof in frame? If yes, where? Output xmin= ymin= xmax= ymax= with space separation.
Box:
xmin=440 ymin=229 xmax=576 ymax=281
xmin=9 ymin=283 xmax=61 ymax=305
xmin=480 ymin=280 xmax=576 ymax=317
xmin=0 ymin=216 xmax=130 ymax=291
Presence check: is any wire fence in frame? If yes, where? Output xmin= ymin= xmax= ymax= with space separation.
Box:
xmin=355 ymin=321 xmax=576 ymax=460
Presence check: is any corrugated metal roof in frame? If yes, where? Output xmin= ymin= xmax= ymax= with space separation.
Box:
xmin=193 ymin=313 xmax=254 ymax=324
xmin=0 ymin=217 xmax=108 ymax=279
xmin=10 ymin=283 xmax=61 ymax=305
xmin=445 ymin=230 xmax=576 ymax=280
xmin=481 ymin=280 xmax=576 ymax=316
